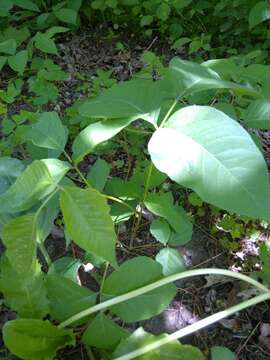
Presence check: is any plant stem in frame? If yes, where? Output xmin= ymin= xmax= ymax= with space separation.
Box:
xmin=58 ymin=268 xmax=269 ymax=329
xmin=38 ymin=242 xmax=52 ymax=267
xmin=129 ymin=162 xmax=153 ymax=248
xmin=159 ymin=98 xmax=179 ymax=128
xmin=35 ymin=189 xmax=59 ymax=267
xmin=64 ymin=150 xmax=135 ymax=213
xmin=114 ymin=291 xmax=270 ymax=360
xmin=99 ymin=262 xmax=109 ymax=298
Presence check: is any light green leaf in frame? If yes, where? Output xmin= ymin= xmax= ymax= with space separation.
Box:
xmin=114 ymin=327 xmax=204 ymax=359
xmin=3 ymin=214 xmax=36 ymax=274
xmin=155 ymin=248 xmax=186 ymax=276
xmin=0 ymin=257 xmax=49 ymax=318
xmin=54 ymin=8 xmax=77 ymax=24
xmin=148 ymin=106 xmax=270 ymax=219
xmin=211 ymin=346 xmax=236 ymax=360
xmin=60 ymin=186 xmax=117 ymax=266
xmin=72 ymin=117 xmax=134 ymax=164
xmin=45 ymin=26 xmax=69 ymax=38
xmin=13 ymin=0 xmax=40 ymax=11
xmin=0 ymin=159 xmax=70 ymax=213
xmin=79 ymin=79 xmax=162 ymax=123
xmin=145 ymin=193 xmax=193 ymax=245
xmin=150 ymin=218 xmax=171 ymax=245
xmin=0 ymin=56 xmax=7 ymax=70
xmin=3 ymin=319 xmax=75 ymax=360
xmin=102 ymin=256 xmax=176 ymax=323
xmin=87 ymin=158 xmax=111 ymax=192
xmin=0 ymin=0 xmax=13 ymax=17
xmin=0 ymin=39 xmax=16 ymax=55
xmin=48 ymin=257 xmax=82 ymax=283
xmin=244 ymin=99 xmax=270 ymax=129
xmin=28 ymin=111 xmax=68 ymax=151
xmin=164 ymin=58 xmax=258 ymax=98
xmin=0 ymin=157 xmax=25 ymax=192
xmin=82 ymin=313 xmax=128 ymax=349
xmin=35 ymin=33 xmax=58 ymax=55
xmin=249 ymin=1 xmax=270 ymax=29
xmin=46 ymin=275 xmax=96 ymax=323
xmin=8 ymin=50 xmax=28 ymax=75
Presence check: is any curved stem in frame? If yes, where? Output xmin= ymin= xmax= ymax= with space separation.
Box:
xmin=159 ymin=98 xmax=179 ymax=128
xmin=64 ymin=150 xmax=135 ymax=213
xmin=114 ymin=291 xmax=270 ymax=360
xmin=58 ymin=268 xmax=269 ymax=329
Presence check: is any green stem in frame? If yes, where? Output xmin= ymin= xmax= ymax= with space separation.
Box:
xmin=99 ymin=262 xmax=109 ymax=298
xmin=58 ymin=268 xmax=269 ymax=329
xmin=124 ymin=127 xmax=152 ymax=135
xmin=159 ymin=98 xmax=179 ymax=128
xmin=114 ymin=291 xmax=270 ymax=360
xmin=64 ymin=150 xmax=135 ymax=213
xmin=35 ymin=189 xmax=59 ymax=267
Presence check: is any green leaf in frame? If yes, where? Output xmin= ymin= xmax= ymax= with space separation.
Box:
xmin=150 ymin=218 xmax=171 ymax=245
xmin=102 ymin=256 xmax=176 ymax=322
xmin=72 ymin=117 xmax=134 ymax=164
xmin=48 ymin=257 xmax=82 ymax=283
xmin=0 ymin=56 xmax=7 ymax=70
xmin=87 ymin=158 xmax=111 ymax=192
xmin=0 ymin=159 xmax=70 ymax=213
xmin=54 ymin=8 xmax=77 ymax=25
xmin=13 ymin=0 xmax=40 ymax=11
xmin=0 ymin=39 xmax=16 ymax=55
xmin=28 ymin=111 xmax=68 ymax=151
xmin=82 ymin=313 xmax=128 ymax=349
xmin=8 ymin=50 xmax=28 ymax=75
xmin=244 ymin=99 xmax=270 ymax=129
xmin=0 ymin=157 xmax=25 ymax=192
xmin=3 ymin=319 xmax=75 ymax=360
xmin=0 ymin=257 xmax=49 ymax=318
xmin=155 ymin=248 xmax=186 ymax=276
xmin=114 ymin=327 xmax=204 ymax=359
xmin=45 ymin=26 xmax=69 ymax=38
xmin=145 ymin=193 xmax=193 ymax=245
xmin=164 ymin=58 xmax=258 ymax=98
xmin=60 ymin=186 xmax=117 ymax=266
xmin=46 ymin=275 xmax=96 ymax=323
xmin=35 ymin=33 xmax=58 ymax=55
xmin=79 ymin=79 xmax=162 ymax=124
xmin=0 ymin=0 xmax=13 ymax=17
xmin=249 ymin=1 xmax=270 ymax=29
xmin=3 ymin=214 xmax=36 ymax=274
xmin=157 ymin=3 xmax=170 ymax=21
xmin=211 ymin=346 xmax=236 ymax=360
xmin=148 ymin=106 xmax=270 ymax=220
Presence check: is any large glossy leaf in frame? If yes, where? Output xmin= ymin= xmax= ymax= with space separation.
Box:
xmin=145 ymin=193 xmax=193 ymax=245
xmin=3 ymin=214 xmax=36 ymax=274
xmin=244 ymin=99 xmax=270 ymax=129
xmin=28 ymin=111 xmax=68 ymax=151
xmin=0 ymin=159 xmax=70 ymax=213
xmin=72 ymin=117 xmax=134 ymax=163
xmin=148 ymin=106 xmax=270 ymax=220
xmin=82 ymin=313 xmax=128 ymax=349
xmin=3 ymin=319 xmax=75 ymax=360
xmin=102 ymin=256 xmax=176 ymax=323
xmin=0 ymin=257 xmax=49 ymax=318
xmin=249 ymin=1 xmax=270 ymax=29
xmin=79 ymin=79 xmax=162 ymax=123
xmin=60 ymin=186 xmax=117 ymax=266
xmin=114 ymin=327 xmax=204 ymax=359
xmin=46 ymin=275 xmax=96 ymax=323
xmin=163 ymin=58 xmax=258 ymax=98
